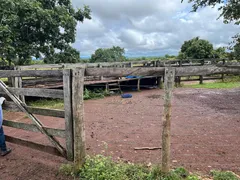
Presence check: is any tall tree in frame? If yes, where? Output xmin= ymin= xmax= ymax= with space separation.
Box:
xmin=182 ymin=0 xmax=240 ymax=44
xmin=179 ymin=37 xmax=214 ymax=59
xmin=234 ymin=42 xmax=240 ymax=59
xmin=0 ymin=0 xmax=91 ymax=65
xmin=90 ymin=46 xmax=126 ymax=63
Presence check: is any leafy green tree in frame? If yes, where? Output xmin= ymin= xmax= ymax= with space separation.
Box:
xmin=0 ymin=0 xmax=91 ymax=65
xmin=90 ymin=46 xmax=126 ymax=63
xmin=182 ymin=0 xmax=239 ymax=44
xmin=212 ymin=47 xmax=227 ymax=58
xmin=180 ymin=37 xmax=214 ymax=59
xmin=234 ymin=42 xmax=240 ymax=59
xmin=44 ymin=46 xmax=81 ymax=64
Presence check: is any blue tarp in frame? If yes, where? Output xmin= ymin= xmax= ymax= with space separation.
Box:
xmin=121 ymin=94 xmax=133 ymax=98
xmin=125 ymin=75 xmax=141 ymax=79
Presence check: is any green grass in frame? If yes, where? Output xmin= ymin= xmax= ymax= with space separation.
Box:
xmin=59 ymin=155 xmax=200 ymax=180
xmin=211 ymin=170 xmax=239 ymax=180
xmin=28 ymin=89 xmax=110 ymax=109
xmin=28 ymin=99 xmax=64 ymax=109
xmin=183 ymin=81 xmax=240 ymax=89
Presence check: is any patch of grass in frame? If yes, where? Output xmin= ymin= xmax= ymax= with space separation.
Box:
xmin=60 ymin=155 xmax=200 ymax=180
xmin=28 ymin=89 xmax=110 ymax=109
xmin=183 ymin=75 xmax=240 ymax=89
xmin=84 ymin=88 xmax=110 ymax=100
xmin=211 ymin=170 xmax=239 ymax=180
xmin=183 ymin=81 xmax=240 ymax=89
xmin=28 ymin=99 xmax=64 ymax=109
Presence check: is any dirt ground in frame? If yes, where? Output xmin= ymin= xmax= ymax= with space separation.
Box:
xmin=1 ymin=87 xmax=240 ymax=179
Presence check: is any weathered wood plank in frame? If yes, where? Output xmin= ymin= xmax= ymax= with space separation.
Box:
xmin=63 ymin=69 xmax=74 ymax=161
xmin=0 ymin=87 xmax=64 ymax=99
xmin=85 ymin=66 xmax=240 ymax=77
xmin=3 ymin=101 xmax=64 ymax=118
xmin=85 ymin=67 xmax=166 ymax=77
xmin=0 ymin=70 xmax=63 ymax=78
xmin=72 ymin=68 xmax=86 ymax=168
xmin=175 ymin=66 xmax=240 ymax=76
xmin=19 ymin=64 xmax=64 ymax=70
xmin=3 ymin=120 xmax=65 ymax=138
xmin=162 ymin=67 xmax=175 ymax=173
xmin=5 ymin=135 xmax=63 ymax=157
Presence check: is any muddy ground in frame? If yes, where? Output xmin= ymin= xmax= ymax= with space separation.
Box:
xmin=0 ymin=87 xmax=240 ymax=179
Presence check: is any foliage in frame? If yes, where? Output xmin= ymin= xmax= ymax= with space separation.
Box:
xmin=234 ymin=42 xmax=240 ymax=59
xmin=211 ymin=170 xmax=240 ymax=180
xmin=0 ymin=0 xmax=91 ymax=65
xmin=84 ymin=88 xmax=110 ymax=100
xmin=60 ymin=155 xmax=200 ymax=180
xmin=44 ymin=46 xmax=81 ymax=64
xmin=28 ymin=99 xmax=64 ymax=109
xmin=183 ymin=79 xmax=240 ymax=89
xmin=212 ymin=47 xmax=227 ymax=58
xmin=90 ymin=46 xmax=126 ymax=63
xmin=182 ymin=0 xmax=240 ymax=45
xmin=179 ymin=37 xmax=214 ymax=59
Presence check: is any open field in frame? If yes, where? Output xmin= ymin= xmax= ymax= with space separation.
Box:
xmin=1 ymin=87 xmax=240 ymax=179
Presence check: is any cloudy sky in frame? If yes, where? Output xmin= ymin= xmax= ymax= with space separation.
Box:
xmin=72 ymin=0 xmax=239 ymax=58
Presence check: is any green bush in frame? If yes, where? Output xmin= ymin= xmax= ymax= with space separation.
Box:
xmin=211 ymin=170 xmax=239 ymax=180
xmin=84 ymin=88 xmax=110 ymax=100
xmin=60 ymin=155 xmax=200 ymax=180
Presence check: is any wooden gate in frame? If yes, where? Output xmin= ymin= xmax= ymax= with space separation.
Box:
xmin=0 ymin=68 xmax=85 ymax=161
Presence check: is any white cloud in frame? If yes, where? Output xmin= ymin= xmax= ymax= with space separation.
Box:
xmin=72 ymin=0 xmax=240 ymax=57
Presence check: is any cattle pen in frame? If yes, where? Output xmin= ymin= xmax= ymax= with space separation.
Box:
xmin=0 ymin=59 xmax=239 ymax=171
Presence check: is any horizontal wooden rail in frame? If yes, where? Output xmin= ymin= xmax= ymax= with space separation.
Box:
xmin=3 ymin=101 xmax=64 ymax=118
xmin=0 ymin=88 xmax=64 ymax=99
xmin=5 ymin=135 xmax=63 ymax=157
xmin=175 ymin=66 xmax=240 ymax=76
xmin=18 ymin=58 xmax=236 ymax=70
xmin=0 ymin=70 xmax=63 ymax=78
xmin=85 ymin=66 xmax=240 ymax=77
xmin=85 ymin=67 xmax=166 ymax=77
xmin=3 ymin=120 xmax=65 ymax=138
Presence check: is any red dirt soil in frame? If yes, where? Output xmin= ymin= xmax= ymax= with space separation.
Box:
xmin=1 ymin=87 xmax=240 ymax=179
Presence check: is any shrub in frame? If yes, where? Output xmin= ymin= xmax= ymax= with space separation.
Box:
xmin=60 ymin=155 xmax=200 ymax=180
xmin=211 ymin=170 xmax=239 ymax=180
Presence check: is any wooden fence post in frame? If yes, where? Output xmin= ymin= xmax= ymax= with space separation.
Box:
xmin=72 ymin=68 xmax=86 ymax=168
xmin=162 ymin=67 xmax=175 ymax=173
xmin=199 ymin=60 xmax=204 ymax=84
xmin=99 ymin=64 xmax=103 ymax=80
xmin=221 ymin=59 xmax=226 ymax=82
xmin=63 ymin=69 xmax=74 ymax=161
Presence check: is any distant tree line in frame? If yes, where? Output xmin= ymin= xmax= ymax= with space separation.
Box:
xmin=0 ymin=0 xmax=239 ymax=66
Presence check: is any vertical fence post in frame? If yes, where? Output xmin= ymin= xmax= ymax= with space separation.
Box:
xmin=99 ymin=64 xmax=103 ymax=80
xmin=63 ymin=69 xmax=74 ymax=161
xmin=221 ymin=59 xmax=226 ymax=82
xmin=18 ymin=67 xmax=25 ymax=104
xmin=14 ymin=67 xmax=20 ymax=99
xmin=199 ymin=60 xmax=204 ymax=84
xmin=72 ymin=68 xmax=86 ymax=169
xmin=162 ymin=67 xmax=175 ymax=173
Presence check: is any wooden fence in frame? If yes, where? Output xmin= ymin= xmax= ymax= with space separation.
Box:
xmin=0 ymin=69 xmax=84 ymax=161
xmin=0 ymin=64 xmax=239 ymax=168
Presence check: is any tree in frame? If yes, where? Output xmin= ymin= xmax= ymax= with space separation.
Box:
xmin=0 ymin=0 xmax=91 ymax=65
xmin=90 ymin=46 xmax=126 ymax=63
xmin=182 ymin=0 xmax=240 ymax=44
xmin=44 ymin=46 xmax=81 ymax=64
xmin=212 ymin=47 xmax=227 ymax=58
xmin=179 ymin=37 xmax=214 ymax=59
xmin=234 ymin=42 xmax=240 ymax=59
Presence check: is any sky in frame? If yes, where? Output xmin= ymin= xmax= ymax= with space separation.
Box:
xmin=72 ymin=0 xmax=239 ymax=58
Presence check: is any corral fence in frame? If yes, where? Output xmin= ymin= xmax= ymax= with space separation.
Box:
xmin=0 ymin=64 xmax=240 ymax=168
xmin=15 ymin=58 xmax=238 ymax=87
